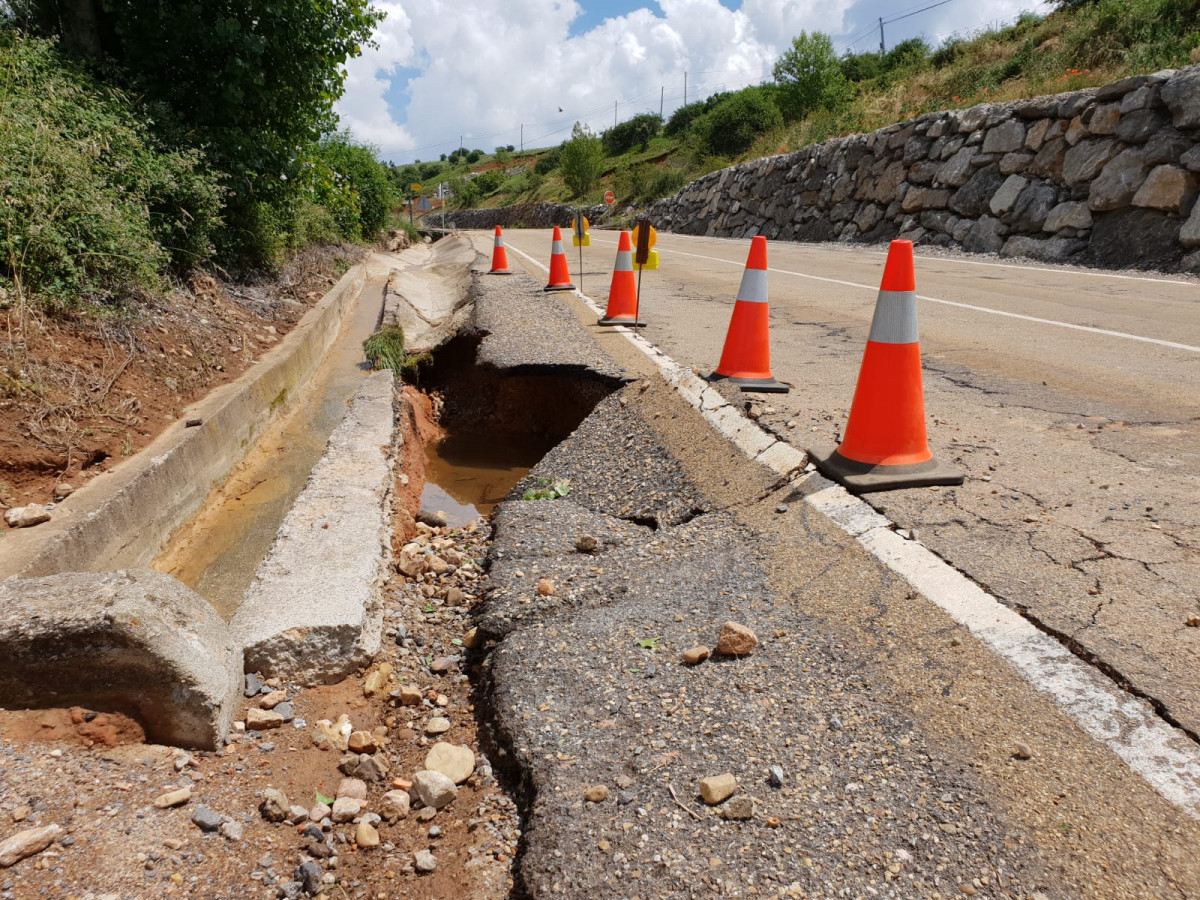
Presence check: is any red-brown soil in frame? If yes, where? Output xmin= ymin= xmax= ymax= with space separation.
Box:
xmin=0 ymin=244 xmax=366 ymax=512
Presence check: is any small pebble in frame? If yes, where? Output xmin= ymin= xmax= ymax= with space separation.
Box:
xmin=1012 ymin=742 xmax=1034 ymax=760
xmin=584 ymin=785 xmax=609 ymax=803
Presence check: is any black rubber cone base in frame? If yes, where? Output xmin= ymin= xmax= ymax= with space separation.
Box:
xmin=598 ymin=316 xmax=647 ymax=327
xmin=703 ymin=372 xmax=790 ymax=394
xmin=488 ymin=269 xmax=512 ymax=275
xmin=812 ymin=447 xmax=964 ymax=494
xmin=544 ymin=283 xmax=575 ymax=292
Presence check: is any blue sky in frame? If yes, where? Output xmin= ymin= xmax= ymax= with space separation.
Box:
xmin=337 ymin=0 xmax=1052 ymax=163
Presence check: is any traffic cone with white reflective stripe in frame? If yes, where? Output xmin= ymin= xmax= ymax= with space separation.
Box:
xmin=813 ymin=240 xmax=963 ymax=493
xmin=598 ymin=231 xmax=646 ymax=327
xmin=706 ymin=236 xmax=789 ymax=393
xmin=544 ymin=226 xmax=575 ymax=291
xmin=489 ymin=225 xmax=511 ymax=274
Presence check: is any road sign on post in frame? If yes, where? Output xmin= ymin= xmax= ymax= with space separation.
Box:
xmin=631 ymin=221 xmax=659 ymax=271
xmin=410 ymin=183 xmax=422 ymax=193
xmin=604 ymin=190 xmax=615 ymax=205
xmin=571 ymin=213 xmax=590 ymax=247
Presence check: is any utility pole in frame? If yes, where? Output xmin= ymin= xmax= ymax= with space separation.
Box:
xmin=614 ymin=100 xmax=618 ymax=127
xmin=684 ymin=71 xmax=687 ymax=106
xmin=879 ymin=17 xmax=885 ymax=53
xmin=520 ymin=124 xmax=523 ymax=153
xmin=659 ymin=85 xmax=664 ymax=119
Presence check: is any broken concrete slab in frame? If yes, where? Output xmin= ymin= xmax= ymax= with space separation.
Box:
xmin=0 ymin=569 xmax=240 ymax=749
xmin=231 ymin=371 xmax=398 ymax=685
xmin=381 ymin=235 xmax=477 ymax=354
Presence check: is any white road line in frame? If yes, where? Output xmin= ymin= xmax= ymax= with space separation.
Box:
xmin=504 ymin=236 xmax=1200 ymax=820
xmin=583 ymin=236 xmax=1200 ymax=353
xmin=590 ymin=232 xmax=1200 ymax=288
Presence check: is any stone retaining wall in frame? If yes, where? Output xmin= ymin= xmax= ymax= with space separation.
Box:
xmin=440 ymin=202 xmax=608 ymax=232
xmin=646 ymin=65 xmax=1200 ymax=271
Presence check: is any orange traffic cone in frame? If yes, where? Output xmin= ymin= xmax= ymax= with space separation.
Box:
xmin=489 ymin=225 xmax=511 ymax=275
xmin=706 ymin=236 xmax=788 ymax=393
xmin=813 ymin=240 xmax=963 ymax=493
xmin=544 ymin=226 xmax=575 ymax=292
xmin=597 ymin=231 xmax=646 ymax=327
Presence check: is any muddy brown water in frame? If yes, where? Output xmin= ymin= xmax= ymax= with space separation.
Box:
xmin=153 ymin=279 xmax=386 ymax=619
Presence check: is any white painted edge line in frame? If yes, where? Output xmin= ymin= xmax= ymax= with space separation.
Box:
xmin=506 ymin=238 xmax=1200 ymax=819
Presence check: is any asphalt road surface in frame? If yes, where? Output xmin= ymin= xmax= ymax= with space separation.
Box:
xmin=491 ymin=227 xmax=1200 ymax=743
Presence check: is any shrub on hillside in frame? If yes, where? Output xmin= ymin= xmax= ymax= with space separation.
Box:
xmin=0 ymin=33 xmax=222 ymax=306
xmin=692 ymin=88 xmax=783 ymax=157
xmin=559 ymin=123 xmax=604 ymax=197
xmin=602 ymin=113 xmax=663 ymax=154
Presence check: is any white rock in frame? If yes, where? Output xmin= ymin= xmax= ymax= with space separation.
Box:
xmin=411 ymin=770 xmax=457 ymax=810
xmin=424 ymin=742 xmax=475 ymax=785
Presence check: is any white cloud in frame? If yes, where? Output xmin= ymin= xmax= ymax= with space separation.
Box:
xmin=334 ymin=0 xmax=1051 ymax=162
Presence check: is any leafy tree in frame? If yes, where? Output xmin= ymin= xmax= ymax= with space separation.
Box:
xmin=773 ymin=30 xmax=849 ymax=120
xmin=884 ymin=37 xmax=931 ymax=73
xmin=447 ymin=175 xmax=479 ymax=209
xmin=534 ymin=145 xmax=561 ymax=174
xmin=602 ymin=113 xmax=662 ymax=154
xmin=308 ymin=133 xmax=395 ymax=239
xmin=692 ymin=88 xmax=782 ymax=156
xmin=558 ymin=123 xmax=603 ymax=197
xmin=473 ymin=170 xmax=504 ymax=195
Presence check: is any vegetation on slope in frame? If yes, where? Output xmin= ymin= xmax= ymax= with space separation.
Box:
xmin=0 ymin=1 xmax=396 ymax=313
xmin=404 ymin=0 xmax=1200 ymax=219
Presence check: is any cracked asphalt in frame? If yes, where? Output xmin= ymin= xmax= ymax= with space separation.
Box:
xmin=488 ymin=229 xmax=1200 ymax=742
xmin=459 ymin=247 xmax=1200 ymax=898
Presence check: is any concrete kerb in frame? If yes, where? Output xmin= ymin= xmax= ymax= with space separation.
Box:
xmin=0 ymin=264 xmax=370 ymax=580
xmin=230 ymin=370 xmax=398 ymax=686
xmin=501 ymin=235 xmax=1200 ymax=821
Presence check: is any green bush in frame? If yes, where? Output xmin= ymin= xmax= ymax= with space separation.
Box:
xmin=602 ymin=113 xmax=662 ymax=154
xmin=0 ymin=32 xmax=222 ymax=305
xmin=310 ymin=134 xmax=395 ymax=239
xmin=559 ymin=123 xmax=604 ymax=197
xmin=473 ymin=170 xmax=505 ymax=195
xmin=773 ymin=31 xmax=849 ymax=121
xmin=534 ymin=146 xmax=561 ymax=174
xmin=363 ymin=326 xmax=407 ymax=377
xmin=692 ymin=88 xmax=783 ymax=157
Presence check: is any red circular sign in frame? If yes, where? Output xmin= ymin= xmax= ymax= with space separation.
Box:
xmin=604 ymin=191 xmax=615 ymax=205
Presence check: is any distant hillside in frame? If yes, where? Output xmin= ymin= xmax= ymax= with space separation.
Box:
xmin=405 ymin=0 xmax=1200 ymax=220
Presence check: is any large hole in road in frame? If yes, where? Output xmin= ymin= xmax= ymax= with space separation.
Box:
xmin=409 ymin=333 xmax=623 ymax=524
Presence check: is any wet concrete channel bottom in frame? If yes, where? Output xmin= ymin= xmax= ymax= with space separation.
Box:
xmin=152 ymin=278 xmax=386 ymax=619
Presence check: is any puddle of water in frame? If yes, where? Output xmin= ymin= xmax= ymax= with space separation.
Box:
xmin=421 ymin=430 xmax=557 ymax=522
xmin=154 ymin=282 xmax=384 ymax=619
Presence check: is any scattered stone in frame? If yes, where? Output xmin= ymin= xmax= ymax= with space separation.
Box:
xmin=461 ymin=627 xmax=479 ymax=649
xmin=379 ymin=790 xmax=411 ymax=823
xmin=425 ymin=717 xmax=452 ymax=735
xmin=336 ymin=778 xmax=368 ymax=801
xmin=245 ymin=708 xmax=285 ymax=731
xmin=537 ymin=578 xmax=556 ymax=596
xmin=259 ymin=689 xmax=288 ymax=709
xmin=715 ymin=621 xmax=758 ymax=656
xmin=722 ymin=796 xmax=755 ymax=820
xmin=768 ymin=765 xmax=785 ymax=788
xmin=308 ymin=803 xmax=331 ymax=823
xmin=425 ymin=742 xmax=476 ymax=785
xmin=347 ymin=731 xmax=378 ymax=754
xmin=53 ymin=483 xmax=74 ymax=500
xmin=1187 ymin=615 xmax=1200 ymax=627
xmin=444 ymin=587 xmax=466 ymax=607
xmin=287 ymin=806 xmax=308 ymax=825
xmin=575 ymin=535 xmax=598 ymax=553
xmin=353 ymin=754 xmax=389 ymax=783
xmin=414 ymin=849 xmax=437 ymax=874
xmin=417 ymin=508 xmax=448 ymax=528
xmin=259 ymin=788 xmax=290 ymax=823
xmin=0 ymin=824 xmax=61 ymax=867
xmin=681 ymin=646 xmax=710 ymax=666
xmin=1013 ymin=742 xmax=1034 ymax=760
xmin=219 ymin=819 xmax=243 ymax=842
xmin=331 ymin=798 xmax=363 ymax=823
xmin=398 ymin=685 xmax=423 ymax=706
xmin=355 ymin=821 xmax=380 ymax=848
xmin=775 ymin=503 xmax=788 ymax=513
xmin=3 ymin=505 xmax=50 ymax=529
xmin=699 ymin=774 xmax=738 ymax=805
xmin=417 ymin=806 xmax=438 ymax=823
xmin=429 ymin=657 xmax=455 ymax=675
xmin=362 ymin=664 xmax=392 ymax=697
xmin=584 ymin=785 xmax=609 ymax=803
xmin=244 ymin=673 xmax=264 ymax=698
xmin=296 ymin=861 xmax=323 ymax=895
xmin=412 ymin=770 xmax=458 ymax=810
xmin=191 ymin=805 xmax=226 ymax=832
xmin=153 ymin=787 xmax=192 ymax=809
